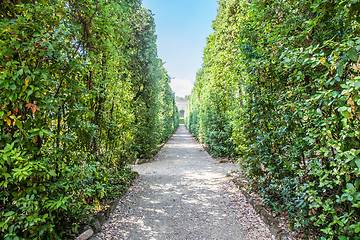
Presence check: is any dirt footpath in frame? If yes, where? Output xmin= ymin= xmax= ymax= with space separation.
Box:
xmin=96 ymin=125 xmax=274 ymax=240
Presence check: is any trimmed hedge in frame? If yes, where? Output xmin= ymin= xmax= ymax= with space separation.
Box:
xmin=186 ymin=0 xmax=360 ymax=239
xmin=0 ymin=0 xmax=178 ymax=239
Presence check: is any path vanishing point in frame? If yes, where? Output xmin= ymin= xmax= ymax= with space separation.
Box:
xmin=96 ymin=125 xmax=274 ymax=240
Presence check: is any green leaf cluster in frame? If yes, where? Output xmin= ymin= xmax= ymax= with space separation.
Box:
xmin=0 ymin=0 xmax=178 ymax=239
xmin=186 ymin=0 xmax=360 ymax=238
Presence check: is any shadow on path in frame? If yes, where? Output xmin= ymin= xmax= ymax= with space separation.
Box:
xmin=96 ymin=125 xmax=273 ymax=240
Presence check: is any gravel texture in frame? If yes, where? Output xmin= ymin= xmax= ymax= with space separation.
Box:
xmin=96 ymin=125 xmax=274 ymax=240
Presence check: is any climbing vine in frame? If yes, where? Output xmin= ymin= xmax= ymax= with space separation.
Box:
xmin=187 ymin=0 xmax=360 ymax=238
xmin=0 ymin=0 xmax=178 ymax=239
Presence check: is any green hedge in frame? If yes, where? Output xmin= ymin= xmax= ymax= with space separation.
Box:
xmin=0 ymin=0 xmax=178 ymax=239
xmin=186 ymin=0 xmax=360 ymax=238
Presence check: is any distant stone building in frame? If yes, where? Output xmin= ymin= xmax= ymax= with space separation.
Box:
xmin=175 ymin=98 xmax=188 ymax=119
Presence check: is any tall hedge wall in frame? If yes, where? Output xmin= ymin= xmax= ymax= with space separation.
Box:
xmin=186 ymin=0 xmax=360 ymax=239
xmin=0 ymin=0 xmax=178 ymax=239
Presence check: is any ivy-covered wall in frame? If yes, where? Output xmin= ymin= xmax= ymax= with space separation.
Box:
xmin=186 ymin=0 xmax=360 ymax=239
xmin=0 ymin=0 xmax=178 ymax=238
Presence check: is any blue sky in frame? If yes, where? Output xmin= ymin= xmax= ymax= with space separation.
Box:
xmin=142 ymin=0 xmax=218 ymax=97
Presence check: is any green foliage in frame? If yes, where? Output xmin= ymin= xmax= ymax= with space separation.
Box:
xmin=185 ymin=0 xmax=240 ymax=157
xmin=0 ymin=0 xmax=178 ymax=238
xmin=187 ymin=0 xmax=360 ymax=238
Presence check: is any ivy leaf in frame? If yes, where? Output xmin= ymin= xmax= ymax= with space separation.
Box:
xmin=338 ymin=106 xmax=351 ymax=119
xmin=4 ymin=211 xmax=15 ymax=217
xmin=347 ymin=183 xmax=355 ymax=190
xmin=347 ymin=48 xmax=358 ymax=62
xmin=337 ymin=62 xmax=344 ymax=76
xmin=6 ymin=118 xmax=11 ymax=126
xmin=15 ymin=120 xmax=23 ymax=130
xmin=355 ymin=179 xmax=360 ymax=189
xmin=355 ymin=159 xmax=360 ymax=169
xmin=49 ymin=170 xmax=56 ymax=177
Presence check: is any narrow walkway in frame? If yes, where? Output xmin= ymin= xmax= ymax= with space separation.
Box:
xmin=96 ymin=125 xmax=273 ymax=240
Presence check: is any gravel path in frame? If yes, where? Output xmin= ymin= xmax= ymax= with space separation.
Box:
xmin=96 ymin=125 xmax=274 ymax=240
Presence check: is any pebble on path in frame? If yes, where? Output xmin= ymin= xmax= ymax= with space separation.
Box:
xmin=96 ymin=125 xmax=275 ymax=240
